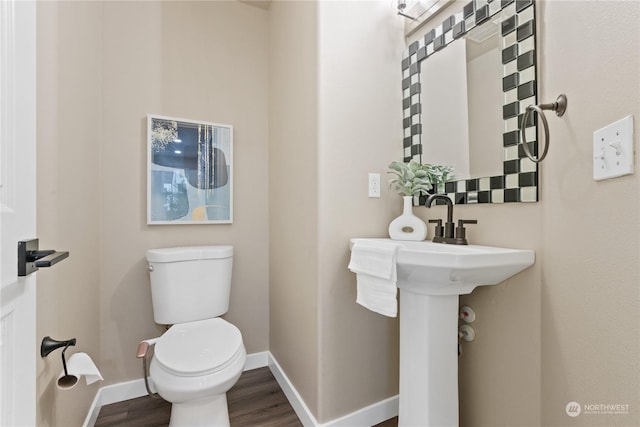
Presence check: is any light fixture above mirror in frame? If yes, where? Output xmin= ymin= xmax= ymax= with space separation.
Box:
xmin=398 ymin=0 xmax=455 ymax=36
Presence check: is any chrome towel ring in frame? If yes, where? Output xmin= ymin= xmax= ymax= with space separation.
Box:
xmin=521 ymin=94 xmax=568 ymax=163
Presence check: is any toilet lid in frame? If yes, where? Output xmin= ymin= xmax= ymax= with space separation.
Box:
xmin=154 ymin=318 xmax=243 ymax=376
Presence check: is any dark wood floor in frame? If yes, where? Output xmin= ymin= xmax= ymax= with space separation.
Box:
xmin=95 ymin=366 xmax=398 ymax=427
xmin=95 ymin=367 xmax=302 ymax=426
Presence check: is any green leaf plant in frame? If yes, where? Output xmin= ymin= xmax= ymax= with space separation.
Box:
xmin=388 ymin=159 xmax=455 ymax=197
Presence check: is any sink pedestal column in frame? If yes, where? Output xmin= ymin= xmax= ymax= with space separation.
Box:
xmin=349 ymin=237 xmax=534 ymax=426
xmin=398 ymin=289 xmax=459 ymax=427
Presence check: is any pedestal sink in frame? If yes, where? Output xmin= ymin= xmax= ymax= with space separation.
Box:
xmin=349 ymin=238 xmax=534 ymax=427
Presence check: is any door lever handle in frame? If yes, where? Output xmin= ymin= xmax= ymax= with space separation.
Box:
xmin=18 ymin=239 xmax=69 ymax=277
xmin=31 ymin=250 xmax=69 ymax=268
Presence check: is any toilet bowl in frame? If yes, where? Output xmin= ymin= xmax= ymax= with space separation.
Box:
xmin=149 ymin=318 xmax=246 ymax=427
xmin=145 ymin=246 xmax=245 ymax=426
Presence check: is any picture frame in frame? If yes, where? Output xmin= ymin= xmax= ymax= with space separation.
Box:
xmin=147 ymin=114 xmax=233 ymax=224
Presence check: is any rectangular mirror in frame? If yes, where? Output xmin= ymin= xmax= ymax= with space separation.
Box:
xmin=147 ymin=115 xmax=233 ymax=224
xmin=402 ymin=0 xmax=538 ymax=204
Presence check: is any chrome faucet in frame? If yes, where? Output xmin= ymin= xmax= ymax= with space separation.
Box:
xmin=424 ymin=194 xmax=477 ymax=245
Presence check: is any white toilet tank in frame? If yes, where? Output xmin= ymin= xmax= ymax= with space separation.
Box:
xmin=146 ymin=246 xmax=233 ymax=325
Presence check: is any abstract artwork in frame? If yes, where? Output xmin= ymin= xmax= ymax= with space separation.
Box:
xmin=147 ymin=115 xmax=233 ymax=224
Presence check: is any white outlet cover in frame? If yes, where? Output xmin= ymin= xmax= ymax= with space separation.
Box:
xmin=593 ymin=115 xmax=634 ymax=181
xmin=368 ymin=173 xmax=381 ymax=198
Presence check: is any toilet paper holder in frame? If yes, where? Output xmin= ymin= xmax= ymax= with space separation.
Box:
xmin=41 ymin=336 xmax=78 ymax=388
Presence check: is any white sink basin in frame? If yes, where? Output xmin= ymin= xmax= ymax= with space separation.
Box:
xmin=350 ymin=238 xmax=535 ymax=296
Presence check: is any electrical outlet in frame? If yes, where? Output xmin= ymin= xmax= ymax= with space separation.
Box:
xmin=593 ymin=115 xmax=634 ymax=181
xmin=368 ymin=173 xmax=380 ymax=198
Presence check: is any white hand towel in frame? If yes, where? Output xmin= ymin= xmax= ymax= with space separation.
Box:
xmin=348 ymin=242 xmax=399 ymax=317
xmin=348 ymin=242 xmax=398 ymax=279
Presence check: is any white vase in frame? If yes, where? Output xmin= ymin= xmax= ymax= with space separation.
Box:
xmin=388 ymin=196 xmax=427 ymax=241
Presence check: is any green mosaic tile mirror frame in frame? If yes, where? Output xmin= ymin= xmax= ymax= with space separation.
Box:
xmin=402 ymin=0 xmax=539 ymax=204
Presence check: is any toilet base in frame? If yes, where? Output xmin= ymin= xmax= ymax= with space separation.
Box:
xmin=169 ymin=393 xmax=230 ymax=427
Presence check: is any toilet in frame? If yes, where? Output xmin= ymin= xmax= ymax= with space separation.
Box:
xmin=146 ymin=246 xmax=246 ymax=427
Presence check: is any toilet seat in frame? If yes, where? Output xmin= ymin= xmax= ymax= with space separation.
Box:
xmin=154 ymin=318 xmax=243 ymax=377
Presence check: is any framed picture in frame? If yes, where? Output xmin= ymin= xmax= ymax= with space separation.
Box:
xmin=147 ymin=115 xmax=233 ymax=224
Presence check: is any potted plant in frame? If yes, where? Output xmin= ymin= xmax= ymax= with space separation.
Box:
xmin=387 ymin=160 xmax=454 ymax=241
xmin=388 ymin=159 xmax=454 ymax=196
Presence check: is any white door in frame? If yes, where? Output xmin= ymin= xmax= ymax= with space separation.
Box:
xmin=0 ymin=1 xmax=37 ymax=426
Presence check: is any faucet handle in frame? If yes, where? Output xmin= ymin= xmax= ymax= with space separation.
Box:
xmin=428 ymin=219 xmax=444 ymax=242
xmin=455 ymin=219 xmax=477 ymax=245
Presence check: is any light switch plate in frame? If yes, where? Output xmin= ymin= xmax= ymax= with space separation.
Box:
xmin=593 ymin=115 xmax=634 ymax=181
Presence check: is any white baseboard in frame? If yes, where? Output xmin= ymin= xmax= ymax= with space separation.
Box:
xmin=82 ymin=378 xmax=147 ymax=427
xmin=320 ymin=395 xmax=398 ymax=427
xmin=243 ymin=350 xmax=269 ymax=371
xmin=82 ymin=351 xmax=269 ymax=427
xmin=84 ymin=351 xmax=398 ymax=427
xmin=267 ymin=353 xmax=398 ymax=427
xmin=267 ymin=354 xmax=318 ymax=426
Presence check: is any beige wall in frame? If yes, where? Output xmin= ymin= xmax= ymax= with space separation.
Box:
xmin=35 ymin=1 xmax=639 ymax=426
xmin=98 ymin=0 xmax=269 ymax=383
xmin=538 ymin=1 xmax=639 ymax=425
xmin=316 ymin=0 xmax=405 ymax=421
xmin=422 ymin=39 xmax=471 ymax=178
xmin=36 ymin=1 xmax=269 ymax=425
xmin=410 ymin=1 xmax=640 ymax=426
xmin=409 ymin=5 xmax=542 ymax=425
xmin=467 ymin=37 xmax=503 ymax=178
xmin=268 ymin=0 xmax=406 ymax=421
xmin=268 ymin=0 xmax=320 ymax=415
xmin=36 ymin=2 xmax=102 ymax=426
